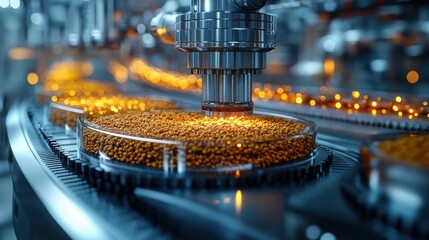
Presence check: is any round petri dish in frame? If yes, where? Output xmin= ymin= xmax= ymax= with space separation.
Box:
xmin=340 ymin=133 xmax=429 ymax=239
xmin=77 ymin=110 xmax=317 ymax=173
xmin=49 ymin=95 xmax=177 ymax=130
xmin=359 ymin=133 xmax=429 ymax=232
xmin=361 ymin=133 xmax=429 ymax=177
xmin=375 ymin=133 xmax=429 ymax=169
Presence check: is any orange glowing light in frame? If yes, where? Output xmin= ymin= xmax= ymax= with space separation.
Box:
xmin=371 ymin=109 xmax=377 ymax=116
xmin=156 ymin=27 xmax=167 ymax=35
xmin=395 ymin=96 xmax=402 ymax=103
xmin=347 ymin=109 xmax=353 ymax=115
xmin=82 ymin=62 xmax=93 ymax=76
xmin=8 ymin=47 xmax=35 ymax=60
xmin=235 ymin=190 xmax=242 ymax=216
xmin=324 ymin=58 xmax=335 ymax=76
xmin=409 ymin=109 xmax=414 ymax=114
xmin=235 ymin=170 xmax=240 ymax=178
xmin=406 ymin=70 xmax=419 ymax=84
xmin=335 ymin=102 xmax=341 ymax=109
xmin=408 ymin=115 xmax=413 ymax=119
xmin=237 ymin=143 xmax=242 ymax=148
xmin=398 ymin=112 xmax=403 ymax=117
xmin=414 ymin=113 xmax=418 ymax=117
xmin=354 ymin=103 xmax=360 ymax=110
xmin=129 ymin=57 xmax=427 ymax=118
xmin=188 ymin=74 xmax=197 ymax=84
xmin=253 ymin=87 xmax=261 ymax=94
xmin=334 ymin=94 xmax=341 ymax=100
xmin=51 ymin=83 xmax=59 ymax=91
xmin=27 ymin=72 xmax=39 ymax=85
xmin=179 ymin=78 xmax=190 ymax=90
xmin=109 ymin=62 xmax=128 ymax=83
xmin=68 ymin=90 xmax=76 ymax=97
xmin=130 ymin=58 xmax=202 ymax=91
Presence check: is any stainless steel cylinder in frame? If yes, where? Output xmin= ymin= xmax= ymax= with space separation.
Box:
xmin=176 ymin=0 xmax=276 ymax=116
xmin=201 ymin=69 xmax=253 ymax=116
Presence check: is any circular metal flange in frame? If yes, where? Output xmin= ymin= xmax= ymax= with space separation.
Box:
xmin=176 ymin=11 xmax=276 ymax=51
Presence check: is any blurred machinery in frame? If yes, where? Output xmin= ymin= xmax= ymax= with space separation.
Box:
xmin=2 ymin=0 xmax=429 ymax=239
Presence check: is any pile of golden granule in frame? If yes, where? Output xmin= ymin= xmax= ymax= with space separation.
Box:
xmin=81 ymin=111 xmax=316 ymax=169
xmin=378 ymin=134 xmax=429 ymax=168
xmin=37 ymin=81 xmax=119 ymax=104
xmin=50 ymin=96 xmax=177 ymax=129
xmin=36 ymin=60 xmax=118 ymax=104
xmin=44 ymin=61 xmax=90 ymax=83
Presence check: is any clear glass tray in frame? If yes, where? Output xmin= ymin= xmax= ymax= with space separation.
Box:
xmin=359 ymin=132 xmax=429 ymax=224
xmin=361 ymin=133 xmax=429 ymax=172
xmin=77 ymin=110 xmax=317 ymax=174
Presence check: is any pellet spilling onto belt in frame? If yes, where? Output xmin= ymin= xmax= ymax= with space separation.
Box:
xmin=378 ymin=134 xmax=429 ymax=168
xmin=81 ymin=111 xmax=316 ymax=169
xmin=50 ymin=95 xmax=177 ymax=129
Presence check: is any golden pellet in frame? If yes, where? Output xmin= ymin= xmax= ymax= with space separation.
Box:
xmin=37 ymin=81 xmax=119 ymax=104
xmin=81 ymin=111 xmax=316 ymax=169
xmin=35 ymin=60 xmax=114 ymax=104
xmin=378 ymin=134 xmax=429 ymax=169
xmin=50 ymin=95 xmax=177 ymax=129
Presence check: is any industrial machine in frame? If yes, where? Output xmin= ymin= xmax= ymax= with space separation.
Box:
xmin=2 ymin=0 xmax=429 ymax=239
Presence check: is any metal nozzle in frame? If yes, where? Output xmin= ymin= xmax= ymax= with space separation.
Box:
xmin=176 ymin=0 xmax=276 ymax=116
xmin=201 ymin=69 xmax=254 ymax=117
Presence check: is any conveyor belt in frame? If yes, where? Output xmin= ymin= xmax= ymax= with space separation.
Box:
xmin=8 ymin=102 xmax=171 ymax=240
xmin=8 ymin=100 xmax=381 ymax=239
